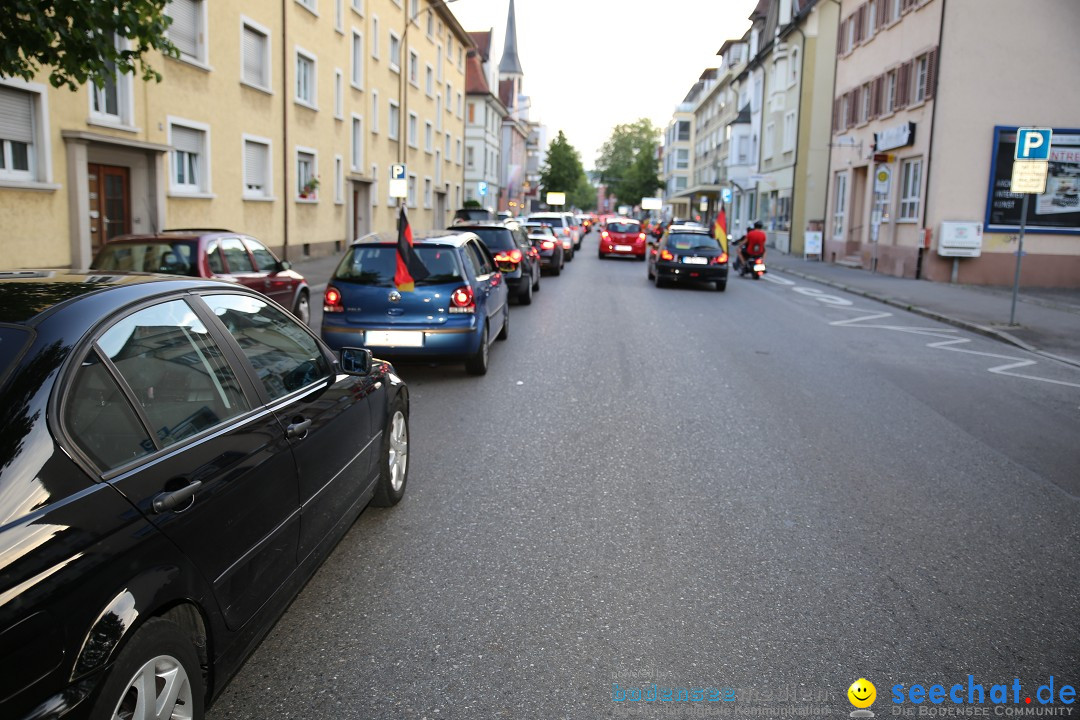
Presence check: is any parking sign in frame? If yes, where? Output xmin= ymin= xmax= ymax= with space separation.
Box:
xmin=1015 ymin=128 xmax=1052 ymax=160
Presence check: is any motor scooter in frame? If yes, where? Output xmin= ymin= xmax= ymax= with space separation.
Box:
xmin=731 ymin=237 xmax=766 ymax=279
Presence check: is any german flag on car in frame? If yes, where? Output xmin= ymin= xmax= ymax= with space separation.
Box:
xmin=394 ymin=207 xmax=430 ymax=292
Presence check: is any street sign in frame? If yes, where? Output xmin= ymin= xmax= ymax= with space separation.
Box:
xmin=874 ymin=166 xmax=892 ymax=194
xmin=721 ymin=188 xmax=732 ymax=204
xmin=546 ymin=192 xmax=566 ymax=206
xmin=1015 ymin=128 xmax=1052 ymax=160
xmin=641 ymin=197 xmax=662 ymax=210
xmin=389 ymin=164 xmax=407 ymax=198
xmin=1011 ymin=160 xmax=1048 ymax=194
xmin=698 ymin=197 xmax=708 ymax=212
xmin=478 ymin=181 xmax=488 ymax=196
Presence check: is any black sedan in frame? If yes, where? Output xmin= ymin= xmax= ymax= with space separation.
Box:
xmin=522 ymin=222 xmax=565 ymax=275
xmin=647 ymin=226 xmax=729 ymax=291
xmin=0 ymin=271 xmax=409 ymax=720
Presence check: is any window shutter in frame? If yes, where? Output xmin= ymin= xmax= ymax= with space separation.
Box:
xmin=895 ymin=63 xmax=907 ymax=108
xmin=168 ymin=0 xmax=200 ymax=57
xmin=833 ymin=97 xmax=841 ymax=132
xmin=242 ymin=26 xmax=265 ymax=85
xmin=171 ymin=125 xmax=202 ymax=154
xmin=858 ymin=4 xmax=869 ymax=43
xmin=0 ymin=86 xmax=34 ymax=144
xmin=924 ymin=47 xmax=938 ymax=99
xmin=876 ymin=0 xmax=887 ymax=28
xmin=244 ymin=141 xmax=266 ymax=188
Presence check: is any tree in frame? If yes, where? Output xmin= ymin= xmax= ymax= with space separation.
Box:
xmin=570 ymin=175 xmax=596 ymax=211
xmin=539 ymin=130 xmax=585 ymax=205
xmin=0 ymin=0 xmax=177 ymax=90
xmin=595 ymin=119 xmax=663 ymax=207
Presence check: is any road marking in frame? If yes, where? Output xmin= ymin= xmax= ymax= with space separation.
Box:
xmin=792 ymin=286 xmax=853 ymax=306
xmin=763 ymin=274 xmax=796 ymax=286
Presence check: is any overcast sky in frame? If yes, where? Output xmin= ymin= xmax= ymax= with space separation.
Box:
xmin=448 ymin=0 xmax=758 ymax=169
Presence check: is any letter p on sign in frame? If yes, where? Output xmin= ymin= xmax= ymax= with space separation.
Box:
xmin=1015 ymin=128 xmax=1052 ymax=161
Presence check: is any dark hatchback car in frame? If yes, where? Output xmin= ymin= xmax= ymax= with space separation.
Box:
xmin=91 ymin=230 xmax=312 ymax=323
xmin=452 ymin=222 xmax=540 ymax=304
xmin=0 ymin=271 xmax=409 ymax=720
xmin=521 ymin=223 xmax=564 ymax=275
xmin=647 ymin=226 xmax=729 ymax=291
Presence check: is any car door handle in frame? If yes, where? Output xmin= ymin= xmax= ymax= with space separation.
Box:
xmin=287 ymin=418 xmax=312 ymax=439
xmin=152 ymin=481 xmax=202 ymax=514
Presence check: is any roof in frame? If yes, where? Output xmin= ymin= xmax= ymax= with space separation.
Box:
xmin=469 ymin=30 xmax=492 ymax=62
xmin=498 ymin=0 xmax=523 ymax=75
xmin=498 ymin=78 xmax=514 ymax=108
xmin=465 ymin=50 xmax=491 ymax=95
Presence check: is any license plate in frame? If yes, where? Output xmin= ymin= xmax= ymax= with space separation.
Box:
xmin=753 ymin=263 xmax=766 ymax=272
xmin=365 ymin=330 xmax=424 ymax=347
xmin=682 ymin=256 xmax=708 ymax=265
xmin=614 ymin=244 xmax=633 ymax=252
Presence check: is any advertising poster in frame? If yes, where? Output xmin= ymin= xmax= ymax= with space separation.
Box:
xmin=985 ymin=126 xmax=1080 ymax=234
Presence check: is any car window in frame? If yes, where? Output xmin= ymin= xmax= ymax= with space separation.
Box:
xmin=92 ymin=242 xmax=198 ymax=276
xmin=206 ymin=241 xmax=225 ymax=274
xmin=467 ymin=227 xmax=516 ymax=251
xmin=668 ymin=232 xmax=719 ymax=250
xmin=334 ymin=246 xmax=462 ymax=286
xmin=608 ymin=222 xmax=640 ymax=233
xmin=244 ymin=238 xmax=279 ymax=273
xmin=95 ymin=299 xmax=251 ymax=451
xmin=202 ymin=294 xmax=331 ymax=401
xmin=221 ymin=238 xmax=254 ymax=274
xmin=468 ymin=241 xmax=494 ymax=275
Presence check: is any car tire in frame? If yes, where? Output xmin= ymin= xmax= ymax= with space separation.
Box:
xmin=637 ymin=254 xmax=647 ymax=262
xmin=293 ymin=290 xmax=311 ymax=325
xmin=550 ymin=262 xmax=561 ymax=277
xmin=647 ymin=263 xmax=655 ymax=280
xmin=371 ymin=398 xmax=409 ymax=507
xmin=654 ymin=273 xmax=667 ymax=288
xmin=91 ymin=618 xmax=204 ymax=720
xmin=465 ymin=324 xmax=490 ymax=375
xmin=532 ymin=270 xmax=540 ymax=291
xmin=518 ymin=278 xmax=532 ymax=305
xmin=598 ymin=251 xmax=605 ymax=260
xmin=497 ymin=306 xmax=510 ymax=340
xmin=715 ymin=280 xmax=727 ymax=292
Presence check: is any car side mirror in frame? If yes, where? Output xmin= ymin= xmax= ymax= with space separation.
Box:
xmin=278 ymin=260 xmax=292 ymax=271
xmin=339 ymin=347 xmax=373 ymax=375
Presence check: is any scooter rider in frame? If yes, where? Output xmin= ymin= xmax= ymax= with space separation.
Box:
xmin=735 ymin=220 xmax=767 ymax=272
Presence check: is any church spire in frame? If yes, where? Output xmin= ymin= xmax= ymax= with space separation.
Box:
xmin=498 ymin=0 xmax=523 ymax=76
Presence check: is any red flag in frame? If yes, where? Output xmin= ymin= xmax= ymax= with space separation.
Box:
xmin=394 ymin=207 xmax=429 ymax=292
xmin=713 ymin=209 xmax=728 ymax=253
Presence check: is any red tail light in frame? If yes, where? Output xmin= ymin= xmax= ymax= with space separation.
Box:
xmin=713 ymin=253 xmax=728 ymax=264
xmin=660 ymin=249 xmax=675 ymax=261
xmin=324 ymin=286 xmax=344 ymax=313
xmin=494 ymin=248 xmax=523 ymax=264
xmin=449 ymin=285 xmax=475 ymax=313
xmin=601 ymin=231 xmax=609 ymax=238
xmin=541 ymin=240 xmax=555 ymax=250
xmin=562 ymin=240 xmax=572 ymax=250
xmin=639 ymin=233 xmax=647 ymax=241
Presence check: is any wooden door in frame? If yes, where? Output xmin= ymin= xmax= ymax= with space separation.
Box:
xmin=88 ymin=164 xmax=131 ymax=252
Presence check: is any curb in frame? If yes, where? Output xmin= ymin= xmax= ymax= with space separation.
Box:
xmin=773 ymin=265 xmax=1080 ymax=371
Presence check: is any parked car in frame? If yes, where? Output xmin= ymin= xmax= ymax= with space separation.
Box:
xmin=0 ymin=270 xmax=409 ymax=720
xmin=453 ymin=207 xmax=496 ymax=223
xmin=522 ymin=223 xmax=565 ymax=275
xmin=647 ymin=225 xmax=729 ymax=291
xmin=564 ymin=212 xmax=585 ymax=249
xmin=598 ymin=218 xmax=647 ymax=260
xmin=526 ymin=213 xmax=576 ymax=261
xmin=91 ymin=229 xmax=312 ymax=323
xmin=321 ymin=229 xmax=509 ymax=375
xmin=453 ymin=222 xmax=541 ymax=305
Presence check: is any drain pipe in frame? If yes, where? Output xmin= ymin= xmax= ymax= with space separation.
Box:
xmin=281 ymin=0 xmax=290 ymax=261
xmin=920 ymin=0 xmax=946 ymax=281
xmin=822 ymin=0 xmax=842 ymax=264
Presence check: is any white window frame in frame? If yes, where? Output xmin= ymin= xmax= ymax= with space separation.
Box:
xmin=423 ymin=176 xmax=432 ymax=208
xmin=783 ymin=110 xmax=796 ymax=153
xmin=294 ymin=47 xmax=318 ymax=109
xmin=296 ymin=146 xmax=319 ymax=201
xmin=407 ymin=172 xmax=417 ymax=208
xmin=334 ymin=0 xmax=344 ymax=33
xmin=371 ymin=16 xmax=379 ymax=59
xmin=425 ymin=64 xmax=434 ymax=97
xmin=466 ymin=145 xmax=474 ymax=169
xmin=436 ymin=44 xmax=443 ymax=82
xmin=351 ymin=29 xmax=364 ymax=89
xmin=455 ymin=138 xmax=462 ymax=165
xmin=860 ymin=82 xmax=872 ymax=124
xmin=833 ymin=171 xmax=848 ymax=239
xmin=371 ymin=162 xmax=379 ymax=207
xmin=240 ymin=17 xmax=272 ymax=92
xmin=389 ymin=31 xmax=401 ymax=73
xmin=425 ymin=12 xmax=433 ymax=39
xmin=167 ymin=116 xmax=212 ymax=196
xmin=914 ymin=54 xmax=928 ymax=103
xmin=424 ymin=121 xmax=433 ymax=153
xmin=763 ymin=122 xmax=775 ymax=159
xmin=351 ymin=0 xmax=364 ymax=16
xmin=408 ymin=49 xmax=419 ymax=87
xmin=408 ymin=111 xmax=418 ymax=148
xmin=435 ymin=94 xmax=442 ymax=131
xmin=167 ymin=0 xmax=210 ymax=68
xmin=296 ymin=0 xmax=318 ymax=17
xmin=0 ymin=80 xmax=53 ymax=186
xmin=89 ymin=34 xmax=135 ymax=129
xmin=456 ymin=92 xmax=462 ymax=118
xmin=351 ymin=114 xmax=363 ymax=170
xmin=334 ymin=154 xmax=344 ymax=204
xmin=334 ymin=69 xmax=344 ymax=119
xmin=388 ymin=99 xmax=400 ymax=140
xmin=899 ymin=157 xmax=922 ymax=222
xmin=885 ymin=70 xmax=897 ymax=114
xmin=242 ymin=133 xmax=273 ymax=200
xmin=788 ymin=48 xmax=799 ymax=88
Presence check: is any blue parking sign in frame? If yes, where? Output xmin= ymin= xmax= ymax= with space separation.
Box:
xmin=1015 ymin=128 xmax=1052 ymax=160
xmin=390 ymin=163 xmax=407 ymax=180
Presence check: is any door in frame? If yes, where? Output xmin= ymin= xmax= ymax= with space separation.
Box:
xmin=463 ymin=239 xmax=506 ymax=335
xmin=352 ymin=183 xmax=370 ymax=240
xmin=88 ymin=164 xmax=130 ymax=253
xmin=199 ymin=293 xmax=379 ymax=562
xmin=244 ymin=236 xmax=294 ymax=308
xmin=435 ymin=191 xmax=447 ymax=229
xmin=74 ymin=297 xmax=302 ymax=630
xmin=217 ymin=236 xmax=266 ymax=295
xmin=851 ymin=166 xmax=868 ymax=246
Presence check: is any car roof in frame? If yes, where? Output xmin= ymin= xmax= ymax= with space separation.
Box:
xmin=105 ymin=229 xmax=245 ymax=243
xmin=350 ymin=229 xmax=478 ymax=248
xmin=452 ymin=222 xmax=512 ymax=230
xmin=667 ymin=225 xmax=710 ymax=233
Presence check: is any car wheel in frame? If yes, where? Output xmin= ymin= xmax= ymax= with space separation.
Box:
xmin=551 ymin=262 xmax=561 ymax=277
xmin=518 ymin=277 xmax=532 ymax=305
xmin=371 ymin=399 xmax=409 ymax=507
xmin=532 ymin=270 xmax=540 ymax=292
xmin=598 ymin=251 xmax=605 ymax=260
xmin=647 ymin=263 xmax=655 ymax=280
xmin=497 ymin=306 xmax=510 ymax=340
xmin=465 ymin=324 xmax=490 ymax=375
xmin=654 ymin=272 xmax=667 ymax=288
xmin=91 ymin=618 xmax=204 ymax=720
xmin=293 ymin=290 xmax=311 ymax=325
xmin=715 ymin=280 xmax=727 ymax=292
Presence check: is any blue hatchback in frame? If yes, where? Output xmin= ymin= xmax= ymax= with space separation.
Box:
xmin=321 ymin=230 xmax=509 ymax=375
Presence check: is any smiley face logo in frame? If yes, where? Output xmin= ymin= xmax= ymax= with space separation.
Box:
xmin=848 ymin=678 xmax=876 ymax=709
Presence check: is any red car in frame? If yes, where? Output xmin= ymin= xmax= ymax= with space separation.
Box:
xmin=91 ymin=229 xmax=312 ymax=322
xmin=598 ymin=218 xmax=647 ymax=260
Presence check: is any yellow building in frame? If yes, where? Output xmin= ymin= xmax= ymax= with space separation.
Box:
xmin=0 ymin=0 xmax=471 ymax=269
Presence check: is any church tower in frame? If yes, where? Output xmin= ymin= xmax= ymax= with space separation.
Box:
xmin=497 ymin=0 xmax=524 ymax=116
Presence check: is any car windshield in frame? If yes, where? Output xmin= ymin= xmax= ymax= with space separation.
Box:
xmin=607 ymin=222 xmax=640 ymax=233
xmin=334 ymin=245 xmax=463 ymax=287
xmin=455 ymin=209 xmax=492 ymax=221
xmin=523 ymin=224 xmax=554 ymax=236
xmin=92 ymin=242 xmax=199 ymax=276
xmin=668 ymin=233 xmax=720 ymax=250
xmin=466 ymin=228 xmax=516 ymax=251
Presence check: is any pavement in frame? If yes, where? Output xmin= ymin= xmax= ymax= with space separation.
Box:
xmin=287 ymin=245 xmax=1080 ymax=369
xmin=765 ymin=254 xmax=1080 ymax=368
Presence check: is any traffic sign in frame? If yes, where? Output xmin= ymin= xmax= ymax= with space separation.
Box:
xmin=1015 ymin=128 xmax=1052 ymax=160
xmin=390 ymin=163 xmax=407 ymax=180
xmin=1010 ymin=160 xmax=1048 ymax=194
xmin=389 ymin=164 xmax=407 ymax=198
xmin=721 ymin=188 xmax=732 ymax=204
xmin=478 ymin=181 xmax=488 ymax=196
xmin=546 ymin=192 xmax=566 ymax=206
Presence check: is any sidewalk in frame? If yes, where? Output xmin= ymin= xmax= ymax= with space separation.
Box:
xmin=766 ymin=255 xmax=1080 ymax=369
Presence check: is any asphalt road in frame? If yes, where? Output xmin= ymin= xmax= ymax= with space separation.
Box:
xmin=208 ymin=231 xmax=1080 ymax=719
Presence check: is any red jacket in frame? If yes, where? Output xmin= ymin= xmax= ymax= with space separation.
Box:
xmin=744 ymin=228 xmax=767 ymax=256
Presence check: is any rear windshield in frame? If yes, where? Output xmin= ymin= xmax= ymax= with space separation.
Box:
xmin=668 ymin=233 xmax=720 ymax=250
xmin=334 ymin=246 xmax=463 ymax=287
xmin=528 ymin=216 xmax=564 ymax=227
xmin=92 ymin=242 xmax=199 ymax=276
xmin=607 ymin=222 xmax=640 ymax=233
xmin=467 ymin=228 xmax=516 ymax=251
xmin=455 ymin=209 xmax=493 ymax=221
xmin=522 ymin=224 xmax=554 ymax=235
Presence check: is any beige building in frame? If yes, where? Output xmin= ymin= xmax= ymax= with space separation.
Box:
xmin=826 ymin=0 xmax=1080 ymax=286
xmin=0 ymin=0 xmax=471 ymax=269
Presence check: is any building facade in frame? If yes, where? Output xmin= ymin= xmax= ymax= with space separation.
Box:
xmin=0 ymin=0 xmax=472 ymax=269
xmin=662 ymin=107 xmax=694 ymax=221
xmin=463 ymin=30 xmax=505 ymax=209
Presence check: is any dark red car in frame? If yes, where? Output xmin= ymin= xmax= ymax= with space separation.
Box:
xmin=92 ymin=229 xmax=312 ymax=323
xmin=598 ymin=218 xmax=647 ymax=260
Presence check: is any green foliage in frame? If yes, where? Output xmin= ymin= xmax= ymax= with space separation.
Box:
xmin=539 ymin=130 xmax=585 ymax=203
xmin=463 ymin=199 xmax=482 ymax=208
xmin=595 ymin=119 xmax=663 ymax=207
xmin=571 ymin=175 xmax=596 ymax=211
xmin=0 ymin=0 xmax=178 ymax=90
